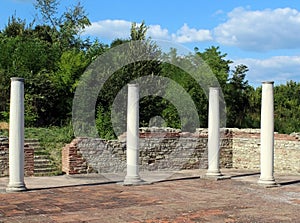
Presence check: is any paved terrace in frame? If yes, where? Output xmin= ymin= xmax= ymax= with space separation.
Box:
xmin=0 ymin=169 xmax=299 ymax=222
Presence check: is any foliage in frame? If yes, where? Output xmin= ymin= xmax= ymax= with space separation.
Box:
xmin=161 ymin=48 xmax=209 ymax=129
xmin=95 ymin=106 xmax=115 ymax=139
xmin=95 ymin=21 xmax=163 ymax=138
xmin=35 ymin=0 xmax=91 ymax=50
xmin=225 ymin=64 xmax=253 ymax=128
xmin=0 ymin=0 xmax=300 ymax=140
xmin=196 ymin=46 xmax=232 ymax=89
xmin=0 ymin=0 xmax=98 ymax=127
xmin=274 ymin=81 xmax=300 ymax=133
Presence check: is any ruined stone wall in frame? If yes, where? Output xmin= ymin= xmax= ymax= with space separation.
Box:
xmin=61 ymin=128 xmax=231 ymax=174
xmin=62 ymin=128 xmax=299 ymax=175
xmin=0 ymin=137 xmax=34 ymax=177
xmin=0 ymin=138 xmax=9 ymax=176
xmin=62 ymin=128 xmax=216 ymax=174
xmin=230 ymin=129 xmax=300 ymax=173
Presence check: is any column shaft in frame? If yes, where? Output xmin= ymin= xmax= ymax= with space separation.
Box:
xmin=258 ymin=81 xmax=276 ymax=185
xmin=124 ymin=84 xmax=143 ymax=185
xmin=6 ymin=77 xmax=26 ymax=192
xmin=206 ymin=87 xmax=222 ymax=176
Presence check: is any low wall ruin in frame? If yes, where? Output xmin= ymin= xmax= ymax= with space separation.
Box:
xmin=1 ymin=128 xmax=298 ymax=177
xmin=62 ymin=128 xmax=300 ymax=175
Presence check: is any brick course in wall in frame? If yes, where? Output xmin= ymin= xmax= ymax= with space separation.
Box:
xmin=62 ymin=128 xmax=299 ymax=175
xmin=24 ymin=144 xmax=34 ymax=176
xmin=0 ymin=137 xmax=35 ymax=177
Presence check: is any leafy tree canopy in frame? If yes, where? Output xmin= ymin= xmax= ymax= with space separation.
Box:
xmin=0 ymin=0 xmax=299 ymax=136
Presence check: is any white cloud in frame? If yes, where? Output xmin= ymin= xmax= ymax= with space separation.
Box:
xmin=232 ymin=56 xmax=300 ymax=86
xmin=84 ymin=20 xmax=212 ymax=43
xmin=172 ymin=23 xmax=212 ymax=43
xmin=147 ymin=24 xmax=170 ymax=40
xmin=213 ymin=9 xmax=224 ymax=17
xmin=84 ymin=19 xmax=131 ymax=40
xmin=214 ymin=7 xmax=300 ymax=51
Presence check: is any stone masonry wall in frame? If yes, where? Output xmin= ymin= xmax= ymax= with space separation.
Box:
xmin=62 ymin=128 xmax=299 ymax=175
xmin=61 ymin=128 xmax=231 ymax=174
xmin=230 ymin=129 xmax=300 ymax=173
xmin=0 ymin=137 xmax=34 ymax=177
xmin=62 ymin=128 xmax=226 ymax=174
xmin=0 ymin=138 xmax=9 ymax=176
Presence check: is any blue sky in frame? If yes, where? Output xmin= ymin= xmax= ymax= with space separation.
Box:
xmin=1 ymin=0 xmax=300 ymax=86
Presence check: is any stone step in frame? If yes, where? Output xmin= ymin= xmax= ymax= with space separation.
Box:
xmin=34 ymin=156 xmax=54 ymax=165
xmin=34 ymin=172 xmax=57 ymax=177
xmin=34 ymin=152 xmax=59 ymax=176
xmin=25 ymin=139 xmax=40 ymax=143
xmin=34 ymin=167 xmax=57 ymax=173
xmin=25 ymin=139 xmax=61 ymax=176
xmin=34 ymin=162 xmax=53 ymax=167
xmin=34 ymin=161 xmax=54 ymax=168
xmin=25 ymin=143 xmax=40 ymax=148
xmin=25 ymin=144 xmax=40 ymax=147
xmin=27 ymin=145 xmax=42 ymax=150
xmin=34 ymin=154 xmax=51 ymax=159
xmin=34 ymin=158 xmax=53 ymax=163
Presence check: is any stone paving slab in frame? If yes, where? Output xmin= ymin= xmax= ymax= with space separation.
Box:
xmin=0 ymin=169 xmax=299 ymax=222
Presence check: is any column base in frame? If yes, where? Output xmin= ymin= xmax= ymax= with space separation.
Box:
xmin=206 ymin=169 xmax=222 ymax=177
xmin=122 ymin=175 xmax=147 ymax=186
xmin=258 ymin=177 xmax=277 ymax=186
xmin=6 ymin=182 xmax=27 ymax=192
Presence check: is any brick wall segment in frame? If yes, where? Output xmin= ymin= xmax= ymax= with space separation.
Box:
xmin=0 ymin=138 xmax=34 ymax=177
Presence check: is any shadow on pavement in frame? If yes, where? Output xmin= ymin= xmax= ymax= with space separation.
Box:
xmin=155 ymin=176 xmax=200 ymax=183
xmin=229 ymin=172 xmax=260 ymax=178
xmin=278 ymin=179 xmax=300 ymax=186
xmin=27 ymin=180 xmax=121 ymax=191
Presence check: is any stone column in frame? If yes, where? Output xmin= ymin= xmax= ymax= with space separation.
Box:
xmin=6 ymin=77 xmax=27 ymax=192
xmin=206 ymin=87 xmax=222 ymax=176
xmin=124 ymin=84 xmax=143 ymax=185
xmin=258 ymin=81 xmax=276 ymax=185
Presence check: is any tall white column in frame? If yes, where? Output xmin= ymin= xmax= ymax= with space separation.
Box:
xmin=206 ymin=87 xmax=222 ymax=176
xmin=258 ymin=81 xmax=276 ymax=185
xmin=123 ymin=84 xmax=143 ymax=185
xmin=6 ymin=77 xmax=27 ymax=192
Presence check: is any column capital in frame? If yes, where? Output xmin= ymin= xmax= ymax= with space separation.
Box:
xmin=262 ymin=81 xmax=274 ymax=84
xmin=128 ymin=83 xmax=139 ymax=88
xmin=10 ymin=77 xmax=24 ymax=82
xmin=209 ymin=86 xmax=220 ymax=90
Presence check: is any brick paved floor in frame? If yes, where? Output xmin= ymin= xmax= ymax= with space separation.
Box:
xmin=0 ymin=171 xmax=299 ymax=222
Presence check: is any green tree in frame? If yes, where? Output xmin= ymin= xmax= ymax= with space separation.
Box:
xmin=0 ymin=1 xmax=97 ymax=127
xmin=35 ymin=0 xmax=91 ymax=50
xmin=246 ymin=86 xmax=261 ymax=129
xmin=3 ymin=15 xmax=28 ymax=37
xmin=0 ymin=32 xmax=60 ymax=125
xmin=95 ymin=21 xmax=163 ymax=138
xmin=225 ymin=64 xmax=253 ymax=128
xmin=161 ymin=48 xmax=207 ymax=129
xmin=196 ymin=46 xmax=232 ymax=89
xmin=274 ymin=81 xmax=300 ymax=133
